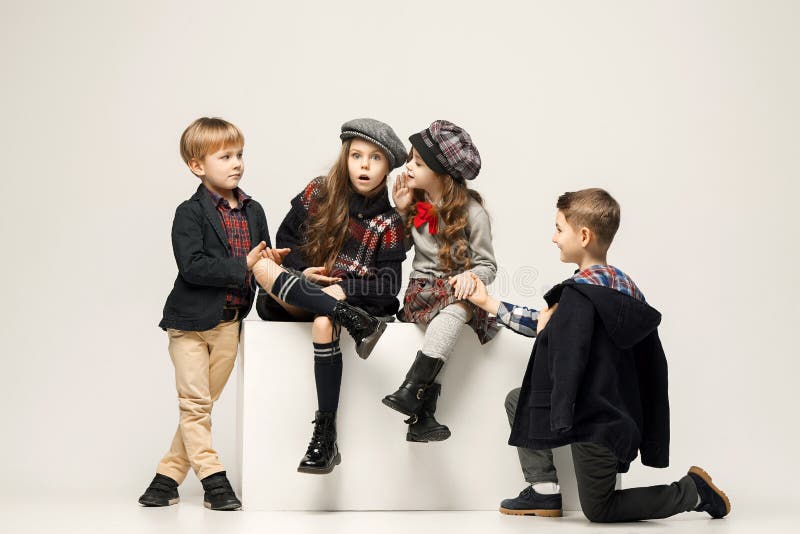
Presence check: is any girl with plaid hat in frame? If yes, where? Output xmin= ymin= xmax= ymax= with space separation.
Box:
xmin=382 ymin=120 xmax=498 ymax=442
xmin=251 ymin=118 xmax=408 ymax=474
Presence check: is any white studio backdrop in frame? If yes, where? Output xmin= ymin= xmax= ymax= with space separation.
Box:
xmin=0 ymin=0 xmax=797 ymax=508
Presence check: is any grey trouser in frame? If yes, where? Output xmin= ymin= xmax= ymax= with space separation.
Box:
xmin=505 ymin=387 xmax=699 ymax=522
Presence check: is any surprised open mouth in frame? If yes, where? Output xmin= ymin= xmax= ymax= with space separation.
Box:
xmin=358 ymin=174 xmax=370 ymax=182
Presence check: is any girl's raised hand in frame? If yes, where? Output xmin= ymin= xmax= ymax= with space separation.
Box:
xmin=392 ymin=172 xmax=414 ymax=215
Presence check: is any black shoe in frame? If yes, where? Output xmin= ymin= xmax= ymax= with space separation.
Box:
xmin=383 ymin=351 xmax=444 ymax=417
xmin=688 ymin=466 xmax=731 ymax=518
xmin=297 ymin=411 xmax=341 ymax=474
xmin=406 ymin=383 xmax=451 ymax=442
xmin=331 ymin=302 xmax=386 ymax=359
xmin=499 ymin=485 xmax=563 ymax=517
xmin=201 ymin=471 xmax=241 ymax=511
xmin=138 ymin=473 xmax=179 ymax=507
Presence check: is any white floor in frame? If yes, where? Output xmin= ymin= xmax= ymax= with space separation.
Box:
xmin=2 ymin=494 xmax=791 ymax=534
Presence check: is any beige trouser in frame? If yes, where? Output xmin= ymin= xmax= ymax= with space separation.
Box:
xmin=156 ymin=319 xmax=239 ymax=483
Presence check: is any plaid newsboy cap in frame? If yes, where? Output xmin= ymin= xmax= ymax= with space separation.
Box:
xmin=408 ymin=120 xmax=481 ymax=181
xmin=340 ymin=118 xmax=408 ymax=169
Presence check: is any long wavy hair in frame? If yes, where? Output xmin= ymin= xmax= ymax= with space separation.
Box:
xmin=301 ymin=139 xmax=388 ymax=272
xmin=404 ymin=169 xmax=484 ymax=275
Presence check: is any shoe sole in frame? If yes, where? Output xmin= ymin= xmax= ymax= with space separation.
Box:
xmin=689 ymin=466 xmax=731 ymax=517
xmin=382 ymin=396 xmax=415 ymax=417
xmin=138 ymin=497 xmax=180 ymax=507
xmin=356 ymin=321 xmax=386 ymax=359
xmin=203 ymin=501 xmax=241 ymax=511
xmin=297 ymin=452 xmax=342 ymax=475
xmin=407 ymin=429 xmax=452 ymax=442
xmin=499 ymin=506 xmax=562 ymax=517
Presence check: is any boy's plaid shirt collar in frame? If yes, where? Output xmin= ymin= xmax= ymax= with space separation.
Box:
xmin=205 ymin=187 xmax=251 ymax=209
xmin=572 ymin=264 xmax=646 ymax=303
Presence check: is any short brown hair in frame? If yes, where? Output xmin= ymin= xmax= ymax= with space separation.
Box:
xmin=556 ymin=188 xmax=620 ymax=248
xmin=179 ymin=117 xmax=244 ymax=164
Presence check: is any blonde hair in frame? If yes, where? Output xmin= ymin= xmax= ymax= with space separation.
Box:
xmin=556 ymin=188 xmax=620 ymax=248
xmin=179 ymin=117 xmax=244 ymax=164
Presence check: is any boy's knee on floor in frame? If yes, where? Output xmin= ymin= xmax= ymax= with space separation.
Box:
xmin=580 ymin=497 xmax=614 ymax=523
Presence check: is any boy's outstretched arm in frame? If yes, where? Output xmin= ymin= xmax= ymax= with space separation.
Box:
xmin=460 ymin=272 xmax=556 ymax=338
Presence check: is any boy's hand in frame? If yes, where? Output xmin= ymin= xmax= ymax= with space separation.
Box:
xmin=392 ymin=172 xmax=414 ymax=215
xmin=247 ymin=241 xmax=268 ymax=270
xmin=303 ymin=266 xmax=342 ymax=285
xmin=448 ymin=271 xmax=477 ymax=300
xmin=321 ymin=283 xmax=346 ymax=301
xmin=537 ymin=303 xmax=559 ymax=334
xmin=461 ymin=272 xmax=488 ymax=306
xmin=459 ymin=272 xmax=501 ymax=314
xmin=261 ymin=247 xmax=291 ymax=265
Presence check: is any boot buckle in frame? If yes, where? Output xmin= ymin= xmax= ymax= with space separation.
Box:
xmin=416 ymin=387 xmax=426 ymax=400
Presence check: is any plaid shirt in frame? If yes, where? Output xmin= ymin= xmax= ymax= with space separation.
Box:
xmin=497 ymin=302 xmax=540 ymax=338
xmin=206 ymin=187 xmax=253 ymax=308
xmin=497 ymin=265 xmax=645 ymax=338
xmin=572 ymin=264 xmax=646 ymax=303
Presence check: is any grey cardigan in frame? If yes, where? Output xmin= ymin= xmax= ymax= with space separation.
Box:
xmin=403 ymin=198 xmax=497 ymax=284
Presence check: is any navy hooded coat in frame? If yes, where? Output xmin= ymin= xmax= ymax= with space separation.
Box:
xmin=508 ymin=279 xmax=670 ymax=473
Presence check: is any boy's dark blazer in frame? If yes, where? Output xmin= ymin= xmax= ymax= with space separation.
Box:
xmin=509 ymin=279 xmax=670 ymax=473
xmin=159 ymin=184 xmax=271 ymax=331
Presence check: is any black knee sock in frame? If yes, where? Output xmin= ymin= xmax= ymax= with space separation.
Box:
xmin=271 ymin=271 xmax=338 ymax=316
xmin=314 ymin=340 xmax=343 ymax=413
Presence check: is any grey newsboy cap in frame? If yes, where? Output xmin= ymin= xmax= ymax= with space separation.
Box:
xmin=340 ymin=118 xmax=408 ymax=169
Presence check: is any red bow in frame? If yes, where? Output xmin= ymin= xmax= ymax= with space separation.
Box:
xmin=413 ymin=201 xmax=438 ymax=235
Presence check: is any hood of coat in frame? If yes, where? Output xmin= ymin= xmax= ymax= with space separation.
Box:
xmin=544 ymin=276 xmax=661 ymax=350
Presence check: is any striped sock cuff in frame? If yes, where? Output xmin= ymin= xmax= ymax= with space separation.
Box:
xmin=271 ymin=271 xmax=301 ymax=302
xmin=313 ymin=340 xmax=342 ymax=362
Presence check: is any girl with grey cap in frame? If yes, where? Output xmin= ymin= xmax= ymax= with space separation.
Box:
xmin=251 ymin=118 xmax=408 ymax=474
xmin=382 ymin=120 xmax=498 ymax=442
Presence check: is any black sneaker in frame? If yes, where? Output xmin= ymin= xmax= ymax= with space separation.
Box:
xmin=138 ymin=473 xmax=179 ymax=507
xmin=688 ymin=466 xmax=731 ymax=518
xmin=499 ymin=485 xmax=563 ymax=517
xmin=201 ymin=471 xmax=242 ymax=511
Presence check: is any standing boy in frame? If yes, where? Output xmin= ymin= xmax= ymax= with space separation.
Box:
xmin=138 ymin=117 xmax=277 ymax=511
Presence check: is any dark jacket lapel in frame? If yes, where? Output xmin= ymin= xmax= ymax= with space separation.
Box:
xmin=193 ymin=184 xmax=230 ymax=252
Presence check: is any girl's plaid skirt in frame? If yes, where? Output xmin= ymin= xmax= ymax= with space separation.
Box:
xmin=397 ymin=277 xmax=498 ymax=345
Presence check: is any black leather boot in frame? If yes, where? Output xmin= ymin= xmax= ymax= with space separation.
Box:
xmin=382 ymin=351 xmax=444 ymax=417
xmin=331 ymin=302 xmax=386 ymax=359
xmin=406 ymin=382 xmax=451 ymax=442
xmin=297 ymin=411 xmax=341 ymax=474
